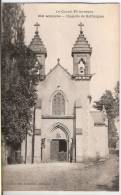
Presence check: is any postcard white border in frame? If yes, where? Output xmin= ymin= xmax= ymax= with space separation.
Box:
xmin=1 ymin=1 xmax=121 ymax=195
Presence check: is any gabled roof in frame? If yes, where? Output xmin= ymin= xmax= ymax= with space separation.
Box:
xmin=46 ymin=63 xmax=72 ymax=78
xmin=90 ymin=111 xmax=105 ymax=125
xmin=72 ymin=30 xmax=92 ymax=56
xmin=29 ymin=31 xmax=47 ymax=56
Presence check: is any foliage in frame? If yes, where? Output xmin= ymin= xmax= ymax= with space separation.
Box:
xmin=2 ymin=4 xmax=39 ymax=146
xmin=2 ymin=3 xmax=25 ymax=47
xmin=93 ymin=83 xmax=119 ymax=148
xmin=93 ymin=90 xmax=116 ymax=119
xmin=114 ymin=81 xmax=119 ymax=117
xmin=93 ymin=82 xmax=119 ymax=119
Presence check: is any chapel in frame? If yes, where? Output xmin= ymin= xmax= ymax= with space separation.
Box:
xmin=21 ymin=22 xmax=109 ymax=163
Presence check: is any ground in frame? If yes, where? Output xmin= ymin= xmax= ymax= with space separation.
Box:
xmin=3 ymin=154 xmax=119 ymax=191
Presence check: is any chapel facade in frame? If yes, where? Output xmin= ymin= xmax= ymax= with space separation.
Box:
xmin=21 ymin=23 xmax=109 ymax=163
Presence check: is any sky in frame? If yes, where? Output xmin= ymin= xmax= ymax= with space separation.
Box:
xmin=23 ymin=3 xmax=119 ymax=102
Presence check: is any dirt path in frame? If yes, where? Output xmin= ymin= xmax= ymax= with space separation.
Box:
xmin=2 ymin=154 xmax=119 ymax=191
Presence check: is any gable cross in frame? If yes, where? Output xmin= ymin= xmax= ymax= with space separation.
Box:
xmin=57 ymin=58 xmax=60 ymax=65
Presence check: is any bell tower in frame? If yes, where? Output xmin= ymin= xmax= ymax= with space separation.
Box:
xmin=29 ymin=22 xmax=47 ymax=80
xmin=72 ymin=23 xmax=92 ymax=80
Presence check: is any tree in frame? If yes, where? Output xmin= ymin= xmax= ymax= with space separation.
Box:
xmin=2 ymin=3 xmax=40 ymax=161
xmin=93 ymin=90 xmax=116 ymax=118
xmin=114 ymin=81 xmax=119 ymax=117
xmin=2 ymin=3 xmax=25 ymax=47
xmin=93 ymin=89 xmax=118 ymax=149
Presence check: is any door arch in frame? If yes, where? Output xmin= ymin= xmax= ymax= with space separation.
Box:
xmin=49 ymin=123 xmax=70 ymax=161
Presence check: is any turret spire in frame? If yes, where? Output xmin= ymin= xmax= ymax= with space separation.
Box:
xmin=72 ymin=22 xmax=92 ymax=56
xmin=29 ymin=23 xmax=47 ymax=56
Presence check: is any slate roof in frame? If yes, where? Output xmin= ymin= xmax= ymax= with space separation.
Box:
xmin=90 ymin=111 xmax=105 ymax=125
xmin=72 ymin=30 xmax=92 ymax=56
xmin=29 ymin=31 xmax=47 ymax=56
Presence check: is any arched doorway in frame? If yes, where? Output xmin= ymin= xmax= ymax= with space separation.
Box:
xmin=49 ymin=123 xmax=70 ymax=162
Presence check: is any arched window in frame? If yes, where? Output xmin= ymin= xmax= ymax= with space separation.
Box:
xmin=78 ymin=59 xmax=85 ymax=75
xmin=52 ymin=92 xmax=65 ymax=115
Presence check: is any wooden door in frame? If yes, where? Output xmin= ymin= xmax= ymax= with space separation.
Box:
xmin=50 ymin=140 xmax=59 ymax=161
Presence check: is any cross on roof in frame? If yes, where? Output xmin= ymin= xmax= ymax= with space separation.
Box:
xmin=78 ymin=22 xmax=84 ymax=32
xmin=57 ymin=58 xmax=60 ymax=64
xmin=34 ymin=22 xmax=40 ymax=32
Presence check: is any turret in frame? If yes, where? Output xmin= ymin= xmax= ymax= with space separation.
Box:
xmin=29 ymin=22 xmax=47 ymax=79
xmin=72 ymin=23 xmax=92 ymax=80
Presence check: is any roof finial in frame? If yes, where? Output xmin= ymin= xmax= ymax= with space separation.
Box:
xmin=34 ymin=22 xmax=40 ymax=34
xmin=57 ymin=58 xmax=60 ymax=65
xmin=78 ymin=22 xmax=84 ymax=33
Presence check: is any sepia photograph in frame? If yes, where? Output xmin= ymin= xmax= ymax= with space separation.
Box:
xmin=1 ymin=1 xmax=120 ymax=192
